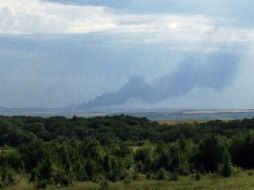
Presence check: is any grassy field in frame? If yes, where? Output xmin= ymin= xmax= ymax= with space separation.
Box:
xmin=157 ymin=120 xmax=207 ymax=125
xmin=4 ymin=171 xmax=254 ymax=190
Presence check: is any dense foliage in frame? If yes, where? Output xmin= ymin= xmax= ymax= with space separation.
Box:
xmin=0 ymin=115 xmax=254 ymax=188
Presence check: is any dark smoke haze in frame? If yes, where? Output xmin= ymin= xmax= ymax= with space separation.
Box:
xmin=77 ymin=53 xmax=240 ymax=110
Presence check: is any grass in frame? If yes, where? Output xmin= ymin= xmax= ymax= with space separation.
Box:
xmin=4 ymin=171 xmax=254 ymax=190
xmin=158 ymin=120 xmax=207 ymax=125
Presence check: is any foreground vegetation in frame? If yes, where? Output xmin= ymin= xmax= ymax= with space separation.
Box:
xmin=1 ymin=115 xmax=254 ymax=189
xmin=4 ymin=171 xmax=254 ymax=190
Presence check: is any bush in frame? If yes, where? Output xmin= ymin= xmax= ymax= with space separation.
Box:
xmin=220 ymin=149 xmax=233 ymax=177
xmin=172 ymin=171 xmax=179 ymax=181
xmin=131 ymin=166 xmax=139 ymax=180
xmin=220 ymin=162 xmax=233 ymax=177
xmin=35 ymin=180 xmax=47 ymax=189
xmin=195 ymin=172 xmax=201 ymax=181
xmin=53 ymin=172 xmax=73 ymax=187
xmin=0 ymin=167 xmax=17 ymax=188
xmin=99 ymin=178 xmax=110 ymax=190
xmin=145 ymin=173 xmax=153 ymax=180
xmin=123 ymin=176 xmax=132 ymax=185
xmin=157 ymin=168 xmax=168 ymax=180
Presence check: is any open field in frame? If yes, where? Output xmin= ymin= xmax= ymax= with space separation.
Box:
xmin=157 ymin=120 xmax=207 ymax=125
xmin=4 ymin=171 xmax=254 ymax=190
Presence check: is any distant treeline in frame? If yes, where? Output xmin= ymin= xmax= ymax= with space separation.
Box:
xmin=1 ymin=115 xmax=254 ymax=188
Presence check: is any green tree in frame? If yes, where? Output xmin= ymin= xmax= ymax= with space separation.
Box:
xmin=194 ymin=135 xmax=230 ymax=172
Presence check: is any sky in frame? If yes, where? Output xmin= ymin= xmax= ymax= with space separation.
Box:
xmin=0 ymin=0 xmax=254 ymax=109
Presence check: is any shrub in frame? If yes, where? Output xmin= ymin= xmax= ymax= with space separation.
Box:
xmin=0 ymin=167 xmax=17 ymax=188
xmin=123 ymin=176 xmax=132 ymax=185
xmin=157 ymin=168 xmax=168 ymax=180
xmin=131 ymin=166 xmax=139 ymax=180
xmin=220 ymin=162 xmax=233 ymax=177
xmin=99 ymin=178 xmax=110 ymax=190
xmin=195 ymin=172 xmax=201 ymax=181
xmin=172 ymin=171 xmax=179 ymax=181
xmin=35 ymin=180 xmax=47 ymax=189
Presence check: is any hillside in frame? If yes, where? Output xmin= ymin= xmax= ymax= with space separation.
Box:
xmin=1 ymin=115 xmax=254 ymax=189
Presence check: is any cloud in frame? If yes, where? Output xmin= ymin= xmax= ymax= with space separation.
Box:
xmin=47 ymin=0 xmax=129 ymax=8
xmin=0 ymin=0 xmax=117 ymax=34
xmin=1 ymin=0 xmax=254 ymax=47
xmin=77 ymin=52 xmax=240 ymax=110
xmin=0 ymin=0 xmax=253 ymax=109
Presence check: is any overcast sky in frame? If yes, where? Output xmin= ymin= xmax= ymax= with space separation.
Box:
xmin=0 ymin=0 xmax=254 ymax=109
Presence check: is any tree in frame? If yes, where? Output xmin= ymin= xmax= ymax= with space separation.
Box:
xmin=134 ymin=146 xmax=153 ymax=173
xmin=230 ymin=133 xmax=254 ymax=168
xmin=194 ymin=135 xmax=230 ymax=173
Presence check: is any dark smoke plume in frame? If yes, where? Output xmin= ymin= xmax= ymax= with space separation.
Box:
xmin=77 ymin=53 xmax=240 ymax=110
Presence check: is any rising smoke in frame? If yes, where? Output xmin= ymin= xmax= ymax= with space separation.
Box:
xmin=77 ymin=53 xmax=240 ymax=110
